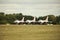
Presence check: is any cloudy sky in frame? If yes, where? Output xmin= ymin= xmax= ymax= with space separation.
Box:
xmin=0 ymin=0 xmax=60 ymax=17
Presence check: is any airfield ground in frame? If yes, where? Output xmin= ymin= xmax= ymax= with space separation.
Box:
xmin=0 ymin=25 xmax=60 ymax=40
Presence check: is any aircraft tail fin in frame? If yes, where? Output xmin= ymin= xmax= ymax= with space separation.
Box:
xmin=45 ymin=16 xmax=48 ymax=21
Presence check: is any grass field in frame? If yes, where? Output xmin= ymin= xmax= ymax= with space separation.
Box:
xmin=0 ymin=25 xmax=60 ymax=40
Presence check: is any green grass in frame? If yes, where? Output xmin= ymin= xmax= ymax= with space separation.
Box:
xmin=0 ymin=25 xmax=60 ymax=40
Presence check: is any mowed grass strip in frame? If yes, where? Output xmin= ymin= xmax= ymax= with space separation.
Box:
xmin=0 ymin=25 xmax=60 ymax=40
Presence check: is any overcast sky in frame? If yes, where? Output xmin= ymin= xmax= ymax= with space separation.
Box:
xmin=0 ymin=0 xmax=60 ymax=17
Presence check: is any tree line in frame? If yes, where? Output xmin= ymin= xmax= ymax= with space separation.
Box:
xmin=0 ymin=12 xmax=60 ymax=24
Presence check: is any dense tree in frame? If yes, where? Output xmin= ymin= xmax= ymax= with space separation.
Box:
xmin=0 ymin=12 xmax=4 ymax=15
xmin=56 ymin=15 xmax=60 ymax=24
xmin=0 ymin=12 xmax=7 ymax=24
xmin=38 ymin=16 xmax=43 ymax=20
xmin=15 ymin=13 xmax=23 ymax=20
xmin=24 ymin=15 xmax=34 ymax=21
xmin=48 ymin=15 xmax=56 ymax=21
xmin=47 ymin=15 xmax=56 ymax=24
xmin=0 ymin=12 xmax=60 ymax=24
xmin=5 ymin=14 xmax=16 ymax=24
